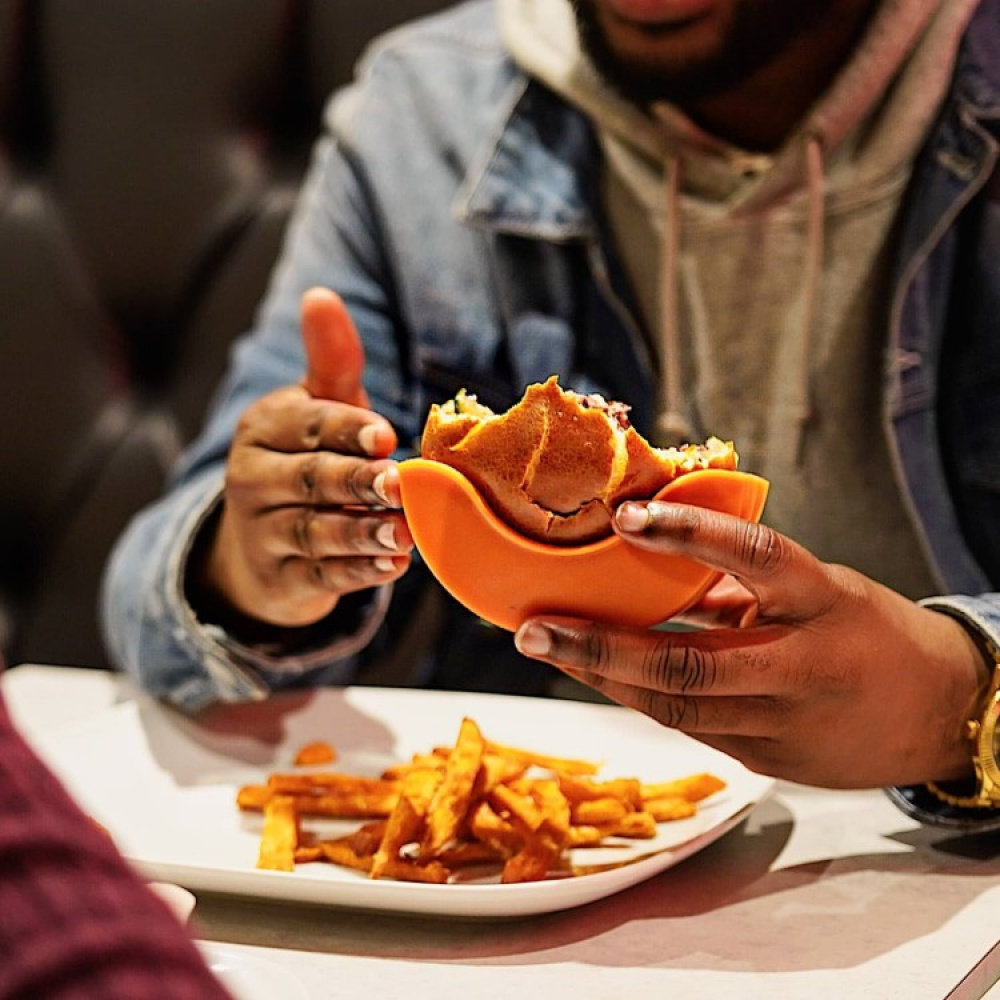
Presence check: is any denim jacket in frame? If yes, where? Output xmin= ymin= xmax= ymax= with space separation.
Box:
xmin=101 ymin=0 xmax=1000 ymax=827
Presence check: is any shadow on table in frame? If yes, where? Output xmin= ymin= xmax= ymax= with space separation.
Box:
xmin=133 ymin=689 xmax=398 ymax=782
xmin=193 ymin=793 xmax=1000 ymax=974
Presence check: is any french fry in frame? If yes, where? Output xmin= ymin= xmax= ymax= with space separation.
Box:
xmin=644 ymin=796 xmax=697 ymax=822
xmin=476 ymin=752 xmax=528 ymax=794
xmin=641 ymin=772 xmax=726 ymax=803
xmin=239 ymin=717 xmax=726 ymax=885
xmin=239 ymin=789 xmax=398 ymax=819
xmin=488 ymin=783 xmax=545 ymax=833
xmin=319 ymin=840 xmax=374 ymax=873
xmin=370 ymin=766 xmax=441 ymax=880
xmin=293 ymin=740 xmax=337 ymax=766
xmin=257 ymin=795 xmax=298 ymax=871
xmin=379 ymin=858 xmax=451 ymax=884
xmin=236 ymin=785 xmax=271 ymax=811
xmin=435 ymin=839 xmax=506 ymax=869
xmin=381 ymin=753 xmax=446 ymax=780
xmin=570 ymin=797 xmax=631 ymax=826
xmin=484 ymin=739 xmax=600 ymax=776
xmin=293 ymin=844 xmax=325 ymax=864
xmin=421 ymin=717 xmax=485 ymax=857
xmin=502 ymin=832 xmax=561 ymax=884
xmin=530 ymin=778 xmax=571 ymax=848
xmin=559 ymin=774 xmax=643 ymax=810
xmin=266 ymin=773 xmax=396 ymax=796
xmin=466 ymin=800 xmax=521 ymax=857
xmin=596 ymin=811 xmax=659 ymax=840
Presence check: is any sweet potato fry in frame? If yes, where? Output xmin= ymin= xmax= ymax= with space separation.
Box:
xmin=484 ymin=739 xmax=600 ymax=776
xmin=596 ymin=811 xmax=658 ymax=839
xmin=567 ymin=824 xmax=606 ymax=848
xmin=435 ymin=839 xmax=505 ymax=868
xmin=474 ymin=752 xmax=528 ymax=796
xmin=257 ymin=795 xmax=298 ymax=871
xmin=488 ymin=782 xmax=545 ymax=833
xmin=236 ymin=785 xmax=271 ymax=811
xmin=346 ymin=820 xmax=388 ymax=856
xmin=644 ymin=796 xmax=697 ymax=822
xmin=238 ymin=718 xmax=726 ymax=885
xmin=466 ymin=800 xmax=520 ymax=857
xmin=421 ymin=717 xmax=485 ymax=856
xmin=293 ymin=844 xmax=325 ymax=864
xmin=266 ymin=773 xmax=397 ymax=796
xmin=530 ymin=778 xmax=571 ymax=848
xmin=293 ymin=740 xmax=337 ymax=766
xmin=380 ymin=858 xmax=450 ymax=884
xmin=380 ymin=753 xmax=446 ymax=780
xmin=641 ymin=772 xmax=726 ymax=803
xmin=502 ymin=832 xmax=561 ymax=883
xmin=370 ymin=766 xmax=441 ymax=879
xmin=559 ymin=774 xmax=643 ymax=810
xmin=319 ymin=839 xmax=374 ymax=873
xmin=570 ymin=797 xmax=630 ymax=826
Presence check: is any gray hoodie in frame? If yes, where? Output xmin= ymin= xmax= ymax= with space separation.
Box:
xmin=498 ymin=0 xmax=977 ymax=598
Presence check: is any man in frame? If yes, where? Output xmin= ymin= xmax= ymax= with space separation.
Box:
xmin=102 ymin=0 xmax=1000 ymax=830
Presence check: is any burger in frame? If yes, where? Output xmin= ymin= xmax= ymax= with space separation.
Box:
xmin=420 ymin=376 xmax=737 ymax=545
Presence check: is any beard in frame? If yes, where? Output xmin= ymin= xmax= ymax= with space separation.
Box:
xmin=572 ymin=0 xmax=839 ymax=106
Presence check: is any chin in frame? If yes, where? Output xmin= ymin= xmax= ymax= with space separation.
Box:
xmin=575 ymin=0 xmax=739 ymax=103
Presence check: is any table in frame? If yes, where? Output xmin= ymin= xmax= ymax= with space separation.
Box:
xmin=6 ymin=663 xmax=1000 ymax=1000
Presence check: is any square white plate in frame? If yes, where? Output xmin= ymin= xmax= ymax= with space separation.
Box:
xmin=31 ymin=686 xmax=773 ymax=918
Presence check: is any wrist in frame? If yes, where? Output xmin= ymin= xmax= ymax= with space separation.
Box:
xmin=933 ymin=615 xmax=995 ymax=782
xmin=923 ymin=612 xmax=1000 ymax=808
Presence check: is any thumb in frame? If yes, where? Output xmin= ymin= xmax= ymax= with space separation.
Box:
xmin=300 ymin=287 xmax=369 ymax=406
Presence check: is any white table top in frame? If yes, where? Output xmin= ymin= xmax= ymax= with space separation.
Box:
xmin=5 ymin=662 xmax=1000 ymax=1000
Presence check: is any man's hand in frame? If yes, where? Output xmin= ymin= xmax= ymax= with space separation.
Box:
xmin=514 ymin=500 xmax=989 ymax=789
xmin=199 ymin=287 xmax=412 ymax=628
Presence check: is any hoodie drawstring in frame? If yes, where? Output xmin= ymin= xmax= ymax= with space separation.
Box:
xmin=656 ymin=154 xmax=694 ymax=446
xmin=657 ymin=137 xmax=826 ymax=463
xmin=795 ymin=134 xmax=825 ymax=464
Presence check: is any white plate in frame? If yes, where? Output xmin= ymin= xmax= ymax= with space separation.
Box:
xmin=32 ymin=686 xmax=773 ymax=918
xmin=199 ymin=944 xmax=308 ymax=1000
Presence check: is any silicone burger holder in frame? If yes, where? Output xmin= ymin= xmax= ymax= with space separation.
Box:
xmin=398 ymin=458 xmax=770 ymax=632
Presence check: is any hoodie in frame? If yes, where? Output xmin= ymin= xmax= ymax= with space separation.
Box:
xmin=497 ymin=0 xmax=978 ymax=599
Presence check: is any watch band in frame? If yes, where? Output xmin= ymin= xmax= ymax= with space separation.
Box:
xmin=926 ymin=636 xmax=1000 ymax=810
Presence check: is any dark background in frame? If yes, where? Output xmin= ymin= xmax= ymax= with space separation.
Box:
xmin=0 ymin=0 xmax=452 ymax=669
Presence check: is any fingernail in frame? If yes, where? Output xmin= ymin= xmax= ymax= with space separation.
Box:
xmin=616 ymin=502 xmax=650 ymax=533
xmin=376 ymin=521 xmax=397 ymax=551
xmin=514 ymin=622 xmax=551 ymax=657
xmin=372 ymin=470 xmax=390 ymax=505
xmin=373 ymin=556 xmax=396 ymax=573
xmin=358 ymin=424 xmax=380 ymax=456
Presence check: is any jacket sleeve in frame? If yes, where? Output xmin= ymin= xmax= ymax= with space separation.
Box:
xmin=100 ymin=103 xmax=412 ymax=713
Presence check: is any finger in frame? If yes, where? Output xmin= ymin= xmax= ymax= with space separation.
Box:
xmin=558 ymin=667 xmax=784 ymax=737
xmin=228 ymin=444 xmax=401 ymax=510
xmin=300 ymin=287 xmax=369 ymax=407
xmin=514 ymin=616 xmax=791 ymax=698
xmin=674 ymin=575 xmax=759 ymax=628
xmin=238 ymin=388 xmax=397 ymax=460
xmin=288 ymin=553 xmax=412 ymax=597
xmin=615 ymin=501 xmax=834 ymax=618
xmin=260 ymin=554 xmax=411 ymax=623
xmin=266 ymin=508 xmax=413 ymax=562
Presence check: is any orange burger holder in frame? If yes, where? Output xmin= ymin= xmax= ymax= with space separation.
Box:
xmin=398 ymin=459 xmax=770 ymax=631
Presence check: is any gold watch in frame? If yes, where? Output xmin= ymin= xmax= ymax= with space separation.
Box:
xmin=927 ymin=637 xmax=1000 ymax=809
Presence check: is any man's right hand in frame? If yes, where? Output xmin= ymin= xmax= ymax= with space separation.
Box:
xmin=198 ymin=287 xmax=413 ymax=629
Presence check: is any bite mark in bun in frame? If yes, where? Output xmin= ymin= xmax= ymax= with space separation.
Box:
xmin=420 ymin=376 xmax=737 ymax=545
